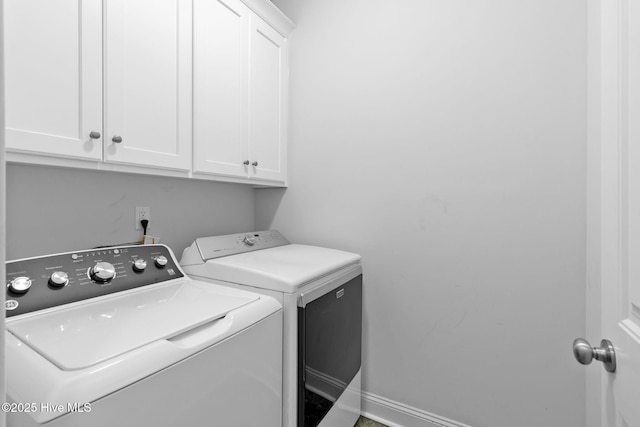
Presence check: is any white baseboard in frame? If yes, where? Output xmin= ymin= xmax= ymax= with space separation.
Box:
xmin=361 ymin=391 xmax=473 ymax=427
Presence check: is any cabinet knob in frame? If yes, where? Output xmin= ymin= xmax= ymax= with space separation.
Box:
xmin=252 ymin=161 xmax=259 ymax=167
xmin=112 ymin=135 xmax=123 ymax=143
xmin=243 ymin=160 xmax=250 ymax=166
xmin=89 ymin=131 xmax=101 ymax=139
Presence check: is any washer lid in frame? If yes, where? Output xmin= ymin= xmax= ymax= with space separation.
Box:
xmin=6 ymin=280 xmax=258 ymax=370
xmin=201 ymin=244 xmax=361 ymax=293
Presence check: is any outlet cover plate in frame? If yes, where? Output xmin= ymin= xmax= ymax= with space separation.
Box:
xmin=135 ymin=207 xmax=150 ymax=229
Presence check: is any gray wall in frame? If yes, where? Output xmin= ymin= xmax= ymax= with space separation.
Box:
xmin=6 ymin=164 xmax=255 ymax=260
xmin=258 ymin=1 xmax=587 ymax=426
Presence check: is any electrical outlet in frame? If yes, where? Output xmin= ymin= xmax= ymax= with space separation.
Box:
xmin=135 ymin=207 xmax=150 ymax=230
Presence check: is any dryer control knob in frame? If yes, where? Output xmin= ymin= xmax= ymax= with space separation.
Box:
xmin=154 ymin=256 xmax=168 ymax=268
xmin=243 ymin=235 xmax=256 ymax=246
xmin=133 ymin=259 xmax=147 ymax=273
xmin=8 ymin=276 xmax=32 ymax=294
xmin=48 ymin=271 xmax=69 ymax=288
xmin=90 ymin=262 xmax=116 ymax=283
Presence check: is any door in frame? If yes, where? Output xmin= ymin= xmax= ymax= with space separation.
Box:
xmin=193 ymin=0 xmax=250 ymax=178
xmin=104 ymin=0 xmax=192 ymax=170
xmin=249 ymin=18 xmax=287 ymax=182
xmin=4 ymin=0 xmax=102 ymax=160
xmin=586 ymin=0 xmax=640 ymax=426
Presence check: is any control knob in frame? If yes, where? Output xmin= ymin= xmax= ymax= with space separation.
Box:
xmin=154 ymin=255 xmax=168 ymax=268
xmin=8 ymin=277 xmax=32 ymax=294
xmin=90 ymin=262 xmax=116 ymax=283
xmin=48 ymin=271 xmax=69 ymax=288
xmin=243 ymin=235 xmax=256 ymax=246
xmin=133 ymin=259 xmax=147 ymax=273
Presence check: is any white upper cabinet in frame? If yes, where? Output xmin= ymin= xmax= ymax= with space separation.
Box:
xmin=4 ymin=0 xmax=103 ymax=160
xmin=4 ymin=0 xmax=293 ymax=185
xmin=193 ymin=0 xmax=250 ymax=177
xmin=193 ymin=0 xmax=290 ymax=183
xmin=248 ymin=18 xmax=287 ymax=182
xmin=104 ymin=0 xmax=192 ymax=170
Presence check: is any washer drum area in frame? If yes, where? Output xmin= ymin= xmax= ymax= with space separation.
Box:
xmin=5 ymin=244 xmax=283 ymax=427
xmin=181 ymin=230 xmax=363 ymax=427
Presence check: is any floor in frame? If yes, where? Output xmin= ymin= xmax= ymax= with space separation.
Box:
xmin=354 ymin=416 xmax=389 ymax=427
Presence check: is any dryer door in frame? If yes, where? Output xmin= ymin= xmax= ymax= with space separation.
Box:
xmin=298 ymin=274 xmax=362 ymax=427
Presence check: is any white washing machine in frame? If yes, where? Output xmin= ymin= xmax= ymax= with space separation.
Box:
xmin=181 ymin=230 xmax=362 ymax=427
xmin=4 ymin=244 xmax=282 ymax=427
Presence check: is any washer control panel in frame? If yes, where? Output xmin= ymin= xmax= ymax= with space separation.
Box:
xmin=5 ymin=245 xmax=183 ymax=317
xmin=194 ymin=230 xmax=290 ymax=261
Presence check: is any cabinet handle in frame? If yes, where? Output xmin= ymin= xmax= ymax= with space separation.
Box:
xmin=112 ymin=135 xmax=123 ymax=143
xmin=89 ymin=131 xmax=101 ymax=139
xmin=243 ymin=160 xmax=250 ymax=166
xmin=252 ymin=161 xmax=259 ymax=167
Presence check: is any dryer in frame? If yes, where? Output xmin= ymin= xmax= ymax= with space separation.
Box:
xmin=181 ymin=230 xmax=362 ymax=427
xmin=5 ymin=244 xmax=282 ymax=427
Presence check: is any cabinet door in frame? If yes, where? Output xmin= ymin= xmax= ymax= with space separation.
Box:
xmin=193 ymin=0 xmax=250 ymax=177
xmin=249 ymin=18 xmax=288 ymax=182
xmin=104 ymin=0 xmax=192 ymax=170
xmin=4 ymin=0 xmax=102 ymax=160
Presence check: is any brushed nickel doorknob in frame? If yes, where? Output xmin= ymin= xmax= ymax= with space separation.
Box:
xmin=573 ymin=338 xmax=616 ymax=373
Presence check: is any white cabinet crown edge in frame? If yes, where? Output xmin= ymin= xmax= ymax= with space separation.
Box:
xmin=240 ymin=0 xmax=295 ymax=37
